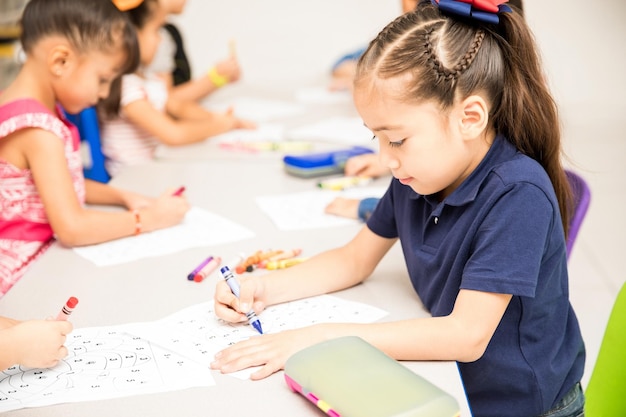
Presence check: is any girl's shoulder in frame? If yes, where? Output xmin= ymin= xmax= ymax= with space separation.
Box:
xmin=0 ymin=98 xmax=55 ymax=122
xmin=0 ymin=99 xmax=73 ymax=146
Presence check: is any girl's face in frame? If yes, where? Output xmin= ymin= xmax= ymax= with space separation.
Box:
xmin=54 ymin=48 xmax=126 ymax=114
xmin=136 ymin=6 xmax=167 ymax=67
xmin=354 ymin=77 xmax=482 ymax=199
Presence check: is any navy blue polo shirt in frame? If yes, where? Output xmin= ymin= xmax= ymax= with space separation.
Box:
xmin=367 ymin=136 xmax=585 ymax=417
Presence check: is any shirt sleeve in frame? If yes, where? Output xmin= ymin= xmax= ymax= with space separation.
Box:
xmin=120 ymin=74 xmax=148 ymax=108
xmin=461 ymin=182 xmax=560 ymax=298
xmin=366 ymin=180 xmax=399 ymax=239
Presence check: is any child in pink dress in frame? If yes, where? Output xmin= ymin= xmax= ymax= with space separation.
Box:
xmin=0 ymin=0 xmax=190 ymax=297
xmin=0 ymin=99 xmax=85 ymax=293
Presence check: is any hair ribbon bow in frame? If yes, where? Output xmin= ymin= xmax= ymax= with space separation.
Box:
xmin=112 ymin=0 xmax=144 ymax=12
xmin=431 ymin=0 xmax=512 ymax=24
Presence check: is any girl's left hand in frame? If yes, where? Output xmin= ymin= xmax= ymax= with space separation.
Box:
xmin=210 ymin=325 xmax=327 ymax=380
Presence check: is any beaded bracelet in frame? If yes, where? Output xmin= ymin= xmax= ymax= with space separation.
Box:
xmin=207 ymin=66 xmax=228 ymax=88
xmin=132 ymin=209 xmax=142 ymax=236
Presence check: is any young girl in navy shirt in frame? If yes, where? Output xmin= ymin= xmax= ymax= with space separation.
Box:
xmin=212 ymin=1 xmax=585 ymax=415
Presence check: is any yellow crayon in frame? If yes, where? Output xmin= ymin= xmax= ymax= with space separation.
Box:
xmin=229 ymin=39 xmax=237 ymax=57
xmin=258 ymin=249 xmax=303 ymax=268
xmin=265 ymin=257 xmax=308 ymax=270
xmin=246 ymin=141 xmax=313 ymax=152
xmin=317 ymin=176 xmax=372 ymax=191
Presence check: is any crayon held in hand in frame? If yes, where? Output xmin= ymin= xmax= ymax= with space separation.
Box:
xmin=56 ymin=297 xmax=79 ymax=321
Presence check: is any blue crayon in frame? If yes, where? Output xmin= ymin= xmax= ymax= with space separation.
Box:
xmin=220 ymin=266 xmax=264 ymax=334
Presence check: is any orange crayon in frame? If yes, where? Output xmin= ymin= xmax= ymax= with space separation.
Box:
xmin=259 ymin=249 xmax=302 ymax=268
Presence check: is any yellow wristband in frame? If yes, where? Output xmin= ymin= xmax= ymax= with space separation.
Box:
xmin=132 ymin=209 xmax=142 ymax=236
xmin=207 ymin=66 xmax=229 ymax=88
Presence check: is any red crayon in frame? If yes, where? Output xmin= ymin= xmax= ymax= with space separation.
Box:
xmin=193 ymin=256 xmax=222 ymax=282
xmin=172 ymin=186 xmax=186 ymax=196
xmin=56 ymin=297 xmax=79 ymax=321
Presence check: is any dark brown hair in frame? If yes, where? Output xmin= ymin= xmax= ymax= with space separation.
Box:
xmin=20 ymin=0 xmax=139 ymax=75
xmin=355 ymin=0 xmax=572 ymax=236
xmin=97 ymin=0 xmax=159 ymax=119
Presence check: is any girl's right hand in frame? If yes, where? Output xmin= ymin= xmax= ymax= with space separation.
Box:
xmin=142 ymin=190 xmax=190 ymax=232
xmin=6 ymin=320 xmax=73 ymax=369
xmin=214 ymin=275 xmax=267 ymax=324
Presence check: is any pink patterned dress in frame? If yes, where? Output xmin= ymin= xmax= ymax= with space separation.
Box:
xmin=0 ymin=99 xmax=86 ymax=296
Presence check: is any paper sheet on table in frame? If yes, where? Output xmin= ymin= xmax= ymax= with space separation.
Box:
xmin=210 ymin=123 xmax=284 ymax=143
xmin=286 ymin=116 xmax=372 ymax=144
xmin=126 ymin=295 xmax=389 ymax=380
xmin=294 ymin=87 xmax=352 ymax=105
xmin=73 ymin=207 xmax=255 ymax=266
xmin=207 ymin=97 xmax=305 ymax=123
xmin=0 ymin=325 xmax=214 ymax=413
xmin=255 ymin=187 xmax=388 ymax=230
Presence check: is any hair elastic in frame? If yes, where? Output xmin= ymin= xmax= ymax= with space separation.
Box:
xmin=431 ymin=0 xmax=512 ymax=24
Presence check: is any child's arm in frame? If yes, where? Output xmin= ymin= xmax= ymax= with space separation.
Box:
xmin=213 ymin=289 xmax=510 ymax=380
xmin=169 ymin=56 xmax=241 ymax=103
xmin=213 ymin=226 xmax=395 ymax=327
xmin=0 ymin=319 xmax=72 ymax=370
xmin=122 ymin=96 xmax=254 ymax=147
xmin=21 ymin=129 xmax=189 ymax=246
xmin=84 ymin=179 xmax=156 ymax=210
xmin=329 ymin=60 xmax=358 ymax=91
xmin=0 ymin=316 xmax=20 ymax=330
xmin=344 ymin=153 xmax=390 ymax=178
xmin=211 ymin=227 xmax=512 ymax=380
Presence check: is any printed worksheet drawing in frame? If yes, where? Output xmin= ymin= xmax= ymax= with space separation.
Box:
xmin=0 ymin=326 xmax=214 ymax=413
xmin=73 ymin=207 xmax=255 ymax=266
xmin=125 ymin=295 xmax=388 ymax=379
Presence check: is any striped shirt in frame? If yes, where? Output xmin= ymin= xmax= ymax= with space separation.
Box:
xmin=100 ymin=73 xmax=168 ymax=177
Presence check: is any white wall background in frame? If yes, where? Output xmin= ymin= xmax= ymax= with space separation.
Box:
xmin=172 ymin=0 xmax=626 ymax=121
xmin=171 ymin=0 xmax=401 ymax=87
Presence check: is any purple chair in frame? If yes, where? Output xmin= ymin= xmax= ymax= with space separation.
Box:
xmin=565 ymin=170 xmax=591 ymax=258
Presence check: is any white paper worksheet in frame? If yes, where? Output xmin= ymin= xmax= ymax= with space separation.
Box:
xmin=126 ymin=295 xmax=389 ymax=379
xmin=285 ymin=116 xmax=373 ymax=144
xmin=0 ymin=295 xmax=388 ymax=412
xmin=255 ymin=187 xmax=388 ymax=231
xmin=0 ymin=325 xmax=214 ymax=413
xmin=73 ymin=207 xmax=255 ymax=266
xmin=207 ymin=97 xmax=305 ymax=123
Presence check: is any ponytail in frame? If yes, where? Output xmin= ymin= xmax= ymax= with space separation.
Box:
xmin=488 ymin=11 xmax=572 ymax=236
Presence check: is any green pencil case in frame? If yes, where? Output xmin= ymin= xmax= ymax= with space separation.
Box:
xmin=284 ymin=336 xmax=461 ymax=417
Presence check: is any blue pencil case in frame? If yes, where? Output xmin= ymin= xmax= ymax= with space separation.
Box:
xmin=283 ymin=146 xmax=374 ymax=178
xmin=284 ymin=336 xmax=460 ymax=417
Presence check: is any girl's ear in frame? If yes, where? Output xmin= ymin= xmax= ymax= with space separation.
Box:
xmin=459 ymin=95 xmax=489 ymax=139
xmin=48 ymin=44 xmax=72 ymax=77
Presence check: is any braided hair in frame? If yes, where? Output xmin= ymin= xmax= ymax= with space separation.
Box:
xmin=354 ymin=0 xmax=572 ymax=236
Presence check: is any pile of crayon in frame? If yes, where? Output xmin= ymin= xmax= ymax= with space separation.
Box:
xmin=235 ymin=249 xmax=307 ymax=274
